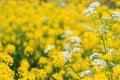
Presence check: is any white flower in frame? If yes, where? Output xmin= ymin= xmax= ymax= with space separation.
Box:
xmin=82 ymin=1 xmax=100 ymax=16
xmin=80 ymin=69 xmax=93 ymax=77
xmin=82 ymin=8 xmax=96 ymax=16
xmin=112 ymin=12 xmax=120 ymax=21
xmin=60 ymin=2 xmax=66 ymax=7
xmin=105 ymin=48 xmax=114 ymax=54
xmin=62 ymin=51 xmax=71 ymax=59
xmin=61 ymin=30 xmax=72 ymax=38
xmin=44 ymin=45 xmax=55 ymax=53
xmin=64 ymin=43 xmax=71 ymax=51
xmin=89 ymin=2 xmax=100 ymax=8
xmin=112 ymin=12 xmax=120 ymax=17
xmin=57 ymin=1 xmax=66 ymax=7
xmin=44 ymin=16 xmax=49 ymax=21
xmin=94 ymin=59 xmax=106 ymax=68
xmin=96 ymin=25 xmax=109 ymax=34
xmin=65 ymin=30 xmax=72 ymax=35
xmin=90 ymin=53 xmax=101 ymax=60
xmin=62 ymin=51 xmax=71 ymax=62
xmin=101 ymin=17 xmax=112 ymax=23
xmin=87 ymin=27 xmax=93 ymax=31
xmin=71 ymin=36 xmax=81 ymax=46
xmin=71 ymin=48 xmax=81 ymax=53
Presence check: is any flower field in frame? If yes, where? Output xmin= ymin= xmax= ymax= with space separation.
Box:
xmin=0 ymin=0 xmax=120 ymax=80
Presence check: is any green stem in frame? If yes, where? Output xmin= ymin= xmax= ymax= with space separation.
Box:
xmin=69 ymin=65 xmax=82 ymax=80
xmin=110 ymin=72 xmax=113 ymax=80
xmin=106 ymin=60 xmax=113 ymax=80
xmin=102 ymin=36 xmax=106 ymax=54
xmin=102 ymin=35 xmax=113 ymax=80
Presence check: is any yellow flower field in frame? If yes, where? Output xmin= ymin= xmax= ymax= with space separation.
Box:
xmin=0 ymin=0 xmax=120 ymax=80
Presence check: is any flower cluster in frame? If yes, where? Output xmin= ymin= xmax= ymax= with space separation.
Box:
xmin=0 ymin=0 xmax=120 ymax=80
xmin=82 ymin=2 xmax=100 ymax=16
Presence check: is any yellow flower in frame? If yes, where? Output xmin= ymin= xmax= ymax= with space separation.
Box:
xmin=44 ymin=64 xmax=53 ymax=74
xmin=5 ymin=44 xmax=16 ymax=54
xmin=113 ymin=52 xmax=120 ymax=62
xmin=0 ymin=52 xmax=13 ymax=66
xmin=52 ymin=52 xmax=65 ymax=67
xmin=37 ymin=69 xmax=47 ymax=80
xmin=0 ymin=62 xmax=14 ymax=79
xmin=102 ymin=53 xmax=113 ymax=61
xmin=38 ymin=57 xmax=48 ymax=65
xmin=72 ymin=63 xmax=81 ymax=71
xmin=18 ymin=59 xmax=29 ymax=76
xmin=24 ymin=46 xmax=34 ymax=56
xmin=116 ymin=1 xmax=120 ymax=7
xmin=0 ymin=0 xmax=120 ymax=79
xmin=93 ymin=72 xmax=108 ymax=80
xmin=0 ymin=42 xmax=3 ymax=51
xmin=53 ymin=73 xmax=63 ymax=80
xmin=112 ymin=64 xmax=120 ymax=77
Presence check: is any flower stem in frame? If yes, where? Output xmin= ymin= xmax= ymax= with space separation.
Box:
xmin=69 ymin=65 xmax=82 ymax=80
